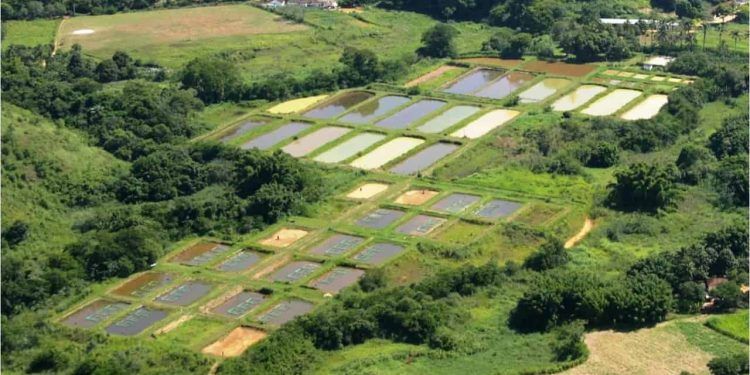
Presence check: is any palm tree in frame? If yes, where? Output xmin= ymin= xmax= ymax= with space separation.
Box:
xmin=701 ymin=23 xmax=709 ymax=51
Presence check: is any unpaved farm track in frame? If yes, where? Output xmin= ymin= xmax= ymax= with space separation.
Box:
xmin=564 ymin=218 xmax=593 ymax=249
xmin=405 ymin=65 xmax=458 ymax=87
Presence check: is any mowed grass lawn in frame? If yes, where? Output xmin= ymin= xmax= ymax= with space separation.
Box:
xmin=706 ymin=310 xmax=750 ymax=343
xmin=3 ymin=19 xmax=59 ymax=48
xmin=56 ymin=4 xmax=307 ymax=66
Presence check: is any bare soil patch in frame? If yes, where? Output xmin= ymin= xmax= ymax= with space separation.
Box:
xmin=202 ymin=327 xmax=267 ymax=357
xmin=405 ymin=65 xmax=459 ymax=87
xmin=394 ymin=189 xmax=439 ymax=206
xmin=346 ymin=183 xmax=390 ymax=200
xmin=154 ymin=314 xmax=193 ymax=336
xmin=259 ymin=228 xmax=308 ymax=248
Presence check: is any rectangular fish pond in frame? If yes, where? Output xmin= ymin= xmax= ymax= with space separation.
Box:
xmin=257 ymin=299 xmax=314 ymax=326
xmin=350 ymin=243 xmax=405 ymax=265
xmin=216 ymin=250 xmax=263 ymax=272
xmin=269 ymin=261 xmax=321 ymax=283
xmin=281 ymin=126 xmax=351 ymax=157
xmin=155 ymin=281 xmax=213 ymax=307
xmin=551 ymin=85 xmax=607 ymax=112
xmin=417 ymin=105 xmax=481 ymax=134
xmin=212 ymin=291 xmax=266 ymax=318
xmin=302 ymin=91 xmax=374 ymax=119
xmin=375 ymin=99 xmax=446 ymax=130
xmin=62 ymin=299 xmax=130 ymax=329
xmin=350 ymin=137 xmax=424 ymax=170
xmin=395 ymin=215 xmax=446 ymax=236
xmin=105 ymin=307 xmax=168 ymax=336
xmin=518 ymin=78 xmax=571 ymax=103
xmin=219 ymin=119 xmax=268 ymax=143
xmin=307 ymin=234 xmax=364 ymax=257
xmin=313 ymin=132 xmax=385 ymax=164
xmin=338 ymin=95 xmax=411 ymax=124
xmin=475 ymin=199 xmax=523 ymax=219
xmin=619 ymin=94 xmax=668 ymax=121
xmin=450 ymin=109 xmax=519 ymax=139
xmin=356 ymin=208 xmax=406 ymax=229
xmin=473 ymin=71 xmax=534 ymax=99
xmin=171 ymin=242 xmax=230 ymax=267
xmin=442 ymin=68 xmax=504 ymax=95
xmin=389 ymin=142 xmax=458 ymax=176
xmin=431 ymin=193 xmax=481 ymax=213
xmin=581 ymin=89 xmax=642 ymax=117
xmin=310 ymin=267 xmax=365 ymax=294
xmin=113 ymin=272 xmax=175 ymax=298
xmin=241 ymin=122 xmax=310 ymax=150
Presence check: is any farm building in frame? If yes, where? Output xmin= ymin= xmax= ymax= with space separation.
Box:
xmin=281 ymin=0 xmax=338 ymax=8
xmin=642 ymin=55 xmax=675 ymax=70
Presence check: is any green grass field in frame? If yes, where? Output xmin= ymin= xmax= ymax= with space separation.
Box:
xmin=706 ymin=310 xmax=750 ymax=343
xmin=701 ymin=22 xmax=749 ymax=54
xmin=3 ymin=19 xmax=59 ymax=48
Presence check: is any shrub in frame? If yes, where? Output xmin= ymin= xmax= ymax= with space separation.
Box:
xmin=608 ymin=163 xmax=679 ymax=213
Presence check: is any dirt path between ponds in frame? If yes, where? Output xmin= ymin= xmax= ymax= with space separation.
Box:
xmin=564 ymin=218 xmax=594 ymax=249
xmin=405 ymin=65 xmax=458 ymax=87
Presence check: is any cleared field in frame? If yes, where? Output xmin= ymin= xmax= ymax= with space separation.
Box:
xmin=405 ymin=65 xmax=459 ymax=87
xmin=350 ymin=137 xmax=425 ymax=170
xmin=564 ymin=318 xmax=747 ymax=375
xmin=202 ymin=326 xmax=267 ymax=357
xmin=620 ymin=94 xmax=669 ymax=121
xmin=346 ymin=183 xmax=390 ymax=199
xmin=268 ymin=95 xmax=328 ymax=114
xmin=56 ymin=5 xmax=307 ymax=59
xmin=394 ymin=189 xmax=439 ymax=205
xmin=260 ymin=228 xmax=309 ymax=248
xmin=581 ymin=89 xmax=642 ymax=117
xmin=451 ymin=110 xmax=520 ymax=139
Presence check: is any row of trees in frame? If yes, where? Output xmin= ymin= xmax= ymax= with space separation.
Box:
xmin=180 ymin=46 xmax=408 ymax=104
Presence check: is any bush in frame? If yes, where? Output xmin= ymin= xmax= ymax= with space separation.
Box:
xmin=523 ymin=238 xmax=569 ymax=271
xmin=608 ymin=163 xmax=679 ymax=213
xmin=708 ymin=354 xmax=749 ymax=375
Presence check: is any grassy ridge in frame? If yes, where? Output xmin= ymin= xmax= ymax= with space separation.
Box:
xmin=706 ymin=310 xmax=750 ymax=343
xmin=2 ymin=19 xmax=59 ymax=48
